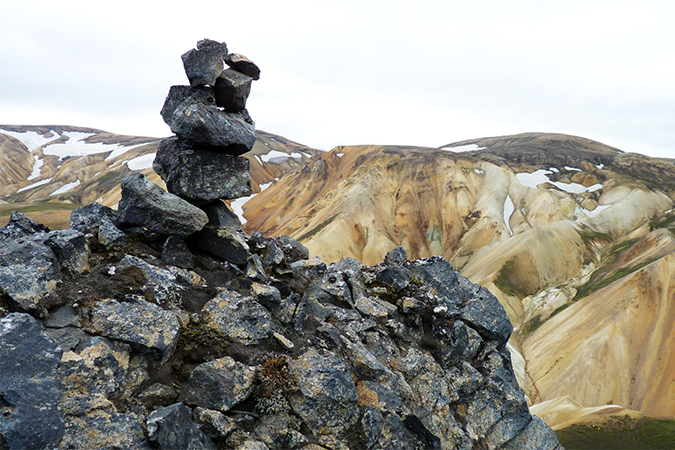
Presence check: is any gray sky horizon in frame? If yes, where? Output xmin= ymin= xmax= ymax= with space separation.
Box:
xmin=1 ymin=0 xmax=673 ymax=159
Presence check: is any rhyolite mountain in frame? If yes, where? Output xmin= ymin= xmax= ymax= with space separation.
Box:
xmin=241 ymin=132 xmax=675 ymax=429
xmin=0 ymin=125 xmax=319 ymax=229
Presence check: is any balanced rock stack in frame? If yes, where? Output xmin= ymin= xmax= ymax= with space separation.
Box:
xmin=117 ymin=39 xmax=262 ymax=265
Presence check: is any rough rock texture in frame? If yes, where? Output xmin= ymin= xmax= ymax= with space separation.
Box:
xmin=181 ymin=39 xmax=228 ymax=88
xmin=155 ymin=136 xmax=252 ymax=204
xmin=226 ymin=53 xmax=261 ymax=80
xmin=214 ymin=69 xmax=253 ymax=112
xmin=0 ymin=207 xmax=561 ymax=449
xmin=116 ymin=171 xmax=208 ymax=237
xmin=0 ymin=313 xmax=64 ymax=449
xmin=160 ymin=85 xmax=256 ymax=154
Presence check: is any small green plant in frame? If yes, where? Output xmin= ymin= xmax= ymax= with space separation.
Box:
xmin=556 ymin=416 xmax=675 ymax=449
xmin=297 ymin=215 xmax=337 ymax=242
xmin=574 ymin=257 xmax=659 ymax=300
xmin=493 ymin=259 xmax=520 ymax=297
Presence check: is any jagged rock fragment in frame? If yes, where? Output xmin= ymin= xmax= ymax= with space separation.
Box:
xmin=58 ymin=412 xmax=149 ymax=450
xmin=202 ymin=200 xmax=243 ymax=230
xmin=97 ymin=215 xmax=125 ymax=247
xmin=116 ymin=171 xmax=208 ymax=237
xmin=289 ymin=349 xmax=359 ymax=435
xmin=384 ymin=245 xmax=407 ymax=265
xmin=162 ymin=235 xmax=194 ymax=269
xmin=0 ymin=211 xmax=49 ymax=241
xmin=201 ymin=290 xmax=272 ymax=345
xmin=0 ymin=235 xmax=61 ymax=311
xmin=154 ymin=137 xmax=252 ymax=204
xmin=44 ymin=228 xmax=90 ymax=274
xmin=214 ymin=69 xmax=253 ymax=112
xmin=147 ymin=402 xmax=216 ymax=450
xmin=69 ymin=202 xmax=117 ymax=233
xmin=160 ymin=85 xmax=256 ymax=154
xmin=376 ymin=265 xmax=410 ymax=293
xmin=226 ymin=53 xmax=261 ymax=80
xmin=179 ymin=356 xmax=256 ymax=412
xmin=192 ymin=407 xmax=236 ymax=439
xmin=0 ymin=313 xmax=64 ymax=450
xmin=181 ymin=39 xmax=228 ymax=87
xmin=83 ymin=296 xmax=180 ymax=363
xmin=189 ymin=225 xmax=250 ymax=265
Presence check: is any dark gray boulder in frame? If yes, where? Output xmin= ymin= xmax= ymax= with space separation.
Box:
xmin=189 ymin=226 xmax=250 ymax=265
xmin=0 ymin=236 xmax=61 ymax=311
xmin=82 ymin=295 xmax=180 ymax=363
xmin=226 ymin=53 xmax=261 ymax=80
xmin=289 ymin=349 xmax=359 ymax=435
xmin=44 ymin=228 xmax=90 ymax=274
xmin=384 ymin=245 xmax=407 ymax=265
xmin=97 ymin=215 xmax=126 ymax=247
xmin=181 ymin=39 xmax=228 ymax=87
xmin=69 ymin=202 xmax=117 ymax=233
xmin=376 ymin=265 xmax=410 ymax=293
xmin=160 ymin=85 xmax=256 ymax=155
xmin=214 ymin=69 xmax=252 ymax=112
xmin=147 ymin=402 xmax=216 ymax=450
xmin=162 ymin=235 xmax=194 ymax=269
xmin=201 ymin=290 xmax=272 ymax=345
xmin=202 ymin=201 xmax=243 ymax=230
xmin=0 ymin=211 xmax=50 ymax=242
xmin=0 ymin=313 xmax=64 ymax=449
xmin=179 ymin=357 xmax=256 ymax=412
xmin=116 ymin=172 xmax=208 ymax=238
xmin=154 ymin=137 xmax=252 ymax=204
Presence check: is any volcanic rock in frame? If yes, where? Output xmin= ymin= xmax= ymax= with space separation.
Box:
xmin=189 ymin=225 xmax=250 ymax=265
xmin=154 ymin=136 xmax=252 ymax=204
xmin=160 ymin=85 xmax=256 ymax=154
xmin=181 ymin=39 xmax=228 ymax=87
xmin=226 ymin=53 xmax=261 ymax=80
xmin=44 ymin=228 xmax=90 ymax=274
xmin=69 ymin=202 xmax=117 ymax=234
xmin=0 ymin=313 xmax=64 ymax=449
xmin=116 ymin=171 xmax=208 ymax=238
xmin=147 ymin=402 xmax=216 ymax=450
xmin=214 ymin=69 xmax=253 ymax=112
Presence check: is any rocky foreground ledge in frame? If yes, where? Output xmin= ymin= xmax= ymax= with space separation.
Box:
xmin=0 ymin=206 xmax=562 ymax=449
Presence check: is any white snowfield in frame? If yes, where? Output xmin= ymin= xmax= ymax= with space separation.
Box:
xmin=516 ymin=169 xmax=602 ymax=194
xmin=126 ymin=153 xmax=157 ymax=171
xmin=230 ymin=180 xmax=275 ymax=225
xmin=17 ymin=178 xmax=53 ymax=193
xmin=0 ymin=128 xmax=150 ymax=161
xmin=258 ymin=150 xmax=304 ymax=164
xmin=50 ymin=180 xmax=81 ymax=196
xmin=440 ymin=143 xmax=486 ymax=152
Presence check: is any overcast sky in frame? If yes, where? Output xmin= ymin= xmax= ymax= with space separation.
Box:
xmin=1 ymin=0 xmax=673 ymax=159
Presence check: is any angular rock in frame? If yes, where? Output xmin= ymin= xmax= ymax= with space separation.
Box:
xmin=44 ymin=228 xmax=90 ymax=274
xmin=214 ymin=69 xmax=253 ymax=112
xmin=162 ymin=235 xmax=194 ymax=269
xmin=59 ymin=412 xmax=149 ymax=450
xmin=273 ymin=235 xmax=310 ymax=264
xmin=0 ymin=211 xmax=49 ymax=242
xmin=181 ymin=39 xmax=228 ymax=87
xmin=69 ymin=202 xmax=117 ymax=233
xmin=118 ymin=256 xmax=182 ymax=307
xmin=460 ymin=281 xmax=513 ymax=346
xmin=376 ymin=265 xmax=410 ymax=293
xmin=179 ymin=356 xmax=256 ymax=412
xmin=192 ymin=407 xmax=236 ymax=439
xmin=0 ymin=313 xmax=64 ymax=449
xmin=137 ymin=383 xmax=178 ymax=408
xmin=500 ymin=415 xmax=564 ymax=450
xmin=147 ymin=402 xmax=216 ymax=450
xmin=202 ymin=200 xmax=243 ymax=230
xmin=226 ymin=53 xmax=261 ymax=80
xmin=116 ymin=171 xmax=208 ymax=238
xmin=289 ymin=349 xmax=359 ymax=435
xmin=202 ymin=290 xmax=272 ymax=345
xmin=384 ymin=246 xmax=407 ymax=265
xmin=160 ymin=85 xmax=256 ymax=155
xmin=97 ymin=215 xmax=126 ymax=247
xmin=408 ymin=257 xmax=461 ymax=316
xmin=189 ymin=226 xmax=250 ymax=265
xmin=0 ymin=236 xmax=61 ymax=311
xmin=83 ymin=296 xmax=180 ymax=363
xmin=154 ymin=137 xmax=252 ymax=204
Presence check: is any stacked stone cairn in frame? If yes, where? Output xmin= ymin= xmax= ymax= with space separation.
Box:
xmin=117 ymin=39 xmax=261 ymax=266
xmin=0 ymin=40 xmax=564 ymax=449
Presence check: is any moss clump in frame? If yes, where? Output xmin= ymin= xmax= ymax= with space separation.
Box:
xmin=493 ymin=259 xmax=520 ymax=297
xmin=521 ymin=314 xmax=545 ymax=337
xmin=297 ymin=215 xmax=337 ymax=242
xmin=255 ymin=356 xmax=297 ymax=415
xmin=607 ymin=238 xmax=639 ymax=256
xmin=556 ymin=416 xmax=675 ymax=449
xmin=573 ymin=257 xmax=658 ymax=300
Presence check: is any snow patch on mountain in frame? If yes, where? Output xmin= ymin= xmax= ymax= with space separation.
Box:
xmin=51 ymin=180 xmax=81 ymax=196
xmin=0 ymin=129 xmax=61 ymax=151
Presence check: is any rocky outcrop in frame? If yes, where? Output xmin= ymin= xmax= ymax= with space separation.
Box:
xmin=0 ymin=206 xmax=562 ymax=448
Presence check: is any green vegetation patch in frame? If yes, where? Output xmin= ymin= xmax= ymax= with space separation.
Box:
xmin=573 ymin=257 xmax=658 ymax=300
xmin=521 ymin=314 xmax=544 ymax=337
xmin=0 ymin=202 xmax=79 ymax=214
xmin=493 ymin=259 xmax=520 ymax=297
xmin=608 ymin=238 xmax=639 ymax=256
xmin=649 ymin=214 xmax=675 ymax=231
xmin=556 ymin=416 xmax=675 ymax=449
xmin=297 ymin=215 xmax=337 ymax=242
xmin=578 ymin=229 xmax=612 ymax=243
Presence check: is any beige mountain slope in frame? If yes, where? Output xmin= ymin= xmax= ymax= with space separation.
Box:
xmin=0 ymin=126 xmax=319 ymax=228
xmin=242 ymin=132 xmax=675 ymax=424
